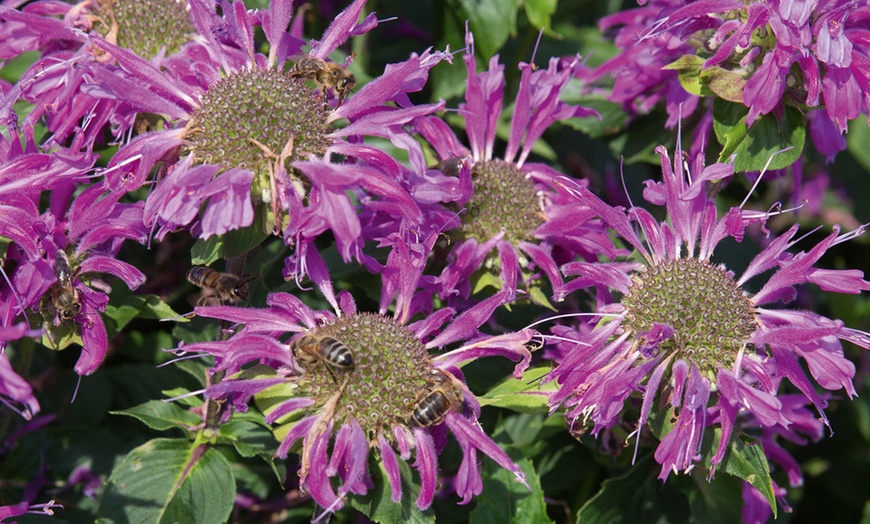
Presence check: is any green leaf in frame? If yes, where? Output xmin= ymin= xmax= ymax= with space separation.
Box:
xmin=478 ymin=365 xmax=553 ymax=413
xmin=523 ymin=0 xmax=558 ymax=35
xmin=103 ymin=293 xmax=186 ymax=341
xmin=449 ymin=0 xmax=522 ymax=59
xmin=162 ymin=387 xmax=204 ymax=407
xmin=137 ymin=294 xmax=187 ymax=320
xmin=713 ymin=100 xmax=805 ymax=172
xmin=709 ymin=432 xmax=776 ymax=518
xmin=608 ymin=110 xmax=674 ymax=165
xmin=501 ymin=413 xmax=564 ymax=451
xmin=527 ymin=285 xmax=557 ymax=311
xmin=847 ymin=115 xmax=870 ymax=171
xmin=0 ymin=235 xmax=11 ymax=262
xmin=111 ymin=400 xmax=202 ymax=432
xmin=471 ymin=457 xmax=551 ymax=524
xmin=97 ymin=438 xmax=234 ymax=524
xmin=576 ymin=456 xmax=669 ymax=524
xmin=347 ymin=457 xmax=435 ymax=524
xmin=472 ymin=271 xmax=503 ymax=295
xmin=191 ymin=220 xmax=269 ymax=266
xmin=0 ymin=51 xmax=39 ymax=83
xmin=218 ymin=417 xmax=276 ymax=459
xmin=102 ymin=302 xmax=143 ymax=339
xmin=561 ymin=95 xmax=626 ymax=139
xmin=686 ymin=469 xmax=743 ymax=524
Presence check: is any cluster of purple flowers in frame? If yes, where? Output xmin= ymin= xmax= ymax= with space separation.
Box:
xmin=587 ymin=0 xmax=870 ymax=161
xmin=1 ymin=0 xmax=869 ymax=522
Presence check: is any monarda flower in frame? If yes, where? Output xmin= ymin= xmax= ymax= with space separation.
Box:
xmin=88 ymin=0 xmax=447 ymax=274
xmin=0 ymin=141 xmax=147 ymax=376
xmin=413 ymin=29 xmax=609 ymax=306
xmin=591 ymin=0 xmax=870 ymax=161
xmin=546 ymin=142 xmax=870 ymax=486
xmin=173 ymin=232 xmax=532 ymax=515
xmin=0 ymin=0 xmax=201 ymax=148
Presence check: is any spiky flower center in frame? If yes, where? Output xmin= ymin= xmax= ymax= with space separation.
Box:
xmin=186 ymin=68 xmax=332 ymax=175
xmin=300 ymin=313 xmax=434 ymax=440
xmin=621 ymin=258 xmax=757 ymax=379
xmin=98 ymin=0 xmax=195 ymax=58
xmin=461 ymin=160 xmax=543 ymax=245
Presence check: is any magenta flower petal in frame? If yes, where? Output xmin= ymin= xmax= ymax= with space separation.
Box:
xmin=378 ymin=434 xmax=403 ymax=503
xmin=0 ymin=351 xmax=40 ymax=419
xmin=412 ymin=427 xmax=437 ymax=510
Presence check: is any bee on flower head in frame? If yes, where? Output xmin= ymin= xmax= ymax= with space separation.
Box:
xmin=289 ymin=55 xmax=356 ymax=108
xmin=291 ymin=334 xmax=355 ymax=385
xmin=409 ymin=368 xmax=464 ymax=428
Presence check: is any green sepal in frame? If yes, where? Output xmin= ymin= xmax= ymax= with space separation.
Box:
xmin=665 ymin=55 xmax=746 ymax=103
xmin=41 ymin=321 xmax=82 ymax=351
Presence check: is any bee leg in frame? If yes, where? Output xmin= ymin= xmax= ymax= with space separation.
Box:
xmin=324 ymin=364 xmax=340 ymax=385
xmin=320 ymin=86 xmax=330 ymax=110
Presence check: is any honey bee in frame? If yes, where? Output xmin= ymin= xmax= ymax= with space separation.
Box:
xmin=52 ymin=249 xmax=81 ymax=321
xmin=410 ymin=368 xmax=464 ymax=428
xmin=186 ymin=267 xmax=257 ymax=306
xmin=434 ymin=156 xmax=468 ymax=178
xmin=291 ymin=334 xmax=354 ymax=374
xmin=289 ymin=55 xmax=356 ymax=107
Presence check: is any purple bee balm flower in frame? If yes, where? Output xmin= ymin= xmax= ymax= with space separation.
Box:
xmin=0 ymin=0 xmax=204 ymax=148
xmin=546 ymin=138 xmax=870 ymax=484
xmin=1 ymin=144 xmax=147 ymax=376
xmin=87 ymin=0 xmax=447 ymax=270
xmin=600 ymin=0 xmax=870 ymax=159
xmin=413 ymin=29 xmax=613 ymax=305
xmin=173 ymin=232 xmax=532 ymax=515
xmin=585 ymin=0 xmax=711 ymax=127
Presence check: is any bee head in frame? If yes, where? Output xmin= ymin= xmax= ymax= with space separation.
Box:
xmin=62 ymin=302 xmax=82 ymax=320
xmin=232 ymin=283 xmax=250 ymax=302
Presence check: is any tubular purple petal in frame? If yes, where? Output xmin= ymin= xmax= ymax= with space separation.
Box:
xmin=412 ymin=427 xmax=437 ymax=510
xmin=276 ymin=416 xmax=317 ymax=459
xmin=79 ymin=256 xmax=145 ymax=290
xmin=378 ymin=434 xmax=403 ymax=503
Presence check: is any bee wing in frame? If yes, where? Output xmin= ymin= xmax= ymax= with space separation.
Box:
xmin=54 ymin=250 xmax=75 ymax=286
xmin=289 ymin=55 xmax=327 ymax=74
